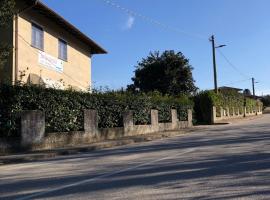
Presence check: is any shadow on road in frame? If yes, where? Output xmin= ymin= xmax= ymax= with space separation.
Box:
xmin=2 ymin=120 xmax=270 ymax=200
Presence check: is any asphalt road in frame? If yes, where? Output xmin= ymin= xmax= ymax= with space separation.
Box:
xmin=1 ymin=114 xmax=270 ymax=200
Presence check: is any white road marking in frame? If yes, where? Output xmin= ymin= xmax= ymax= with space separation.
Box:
xmin=17 ymin=148 xmax=195 ymax=200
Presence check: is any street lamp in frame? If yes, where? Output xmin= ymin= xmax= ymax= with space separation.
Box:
xmin=209 ymin=35 xmax=226 ymax=93
xmin=216 ymin=45 xmax=227 ymax=48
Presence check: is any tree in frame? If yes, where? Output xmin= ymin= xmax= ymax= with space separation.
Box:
xmin=243 ymin=89 xmax=251 ymax=96
xmin=0 ymin=0 xmax=15 ymax=26
xmin=262 ymin=95 xmax=270 ymax=107
xmin=127 ymin=50 xmax=197 ymax=96
xmin=0 ymin=0 xmax=15 ymax=68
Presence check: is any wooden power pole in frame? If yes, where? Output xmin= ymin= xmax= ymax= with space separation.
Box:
xmin=210 ymin=35 xmax=218 ymax=93
xmin=252 ymin=77 xmax=255 ymax=96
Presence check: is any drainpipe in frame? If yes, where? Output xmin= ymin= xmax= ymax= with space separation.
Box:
xmin=14 ymin=0 xmax=39 ymax=84
xmin=14 ymin=14 xmax=18 ymax=84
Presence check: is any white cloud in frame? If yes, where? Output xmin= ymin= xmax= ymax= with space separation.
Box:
xmin=124 ymin=15 xmax=135 ymax=30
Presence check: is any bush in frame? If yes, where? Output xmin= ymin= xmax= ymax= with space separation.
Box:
xmin=193 ymin=90 xmax=217 ymax=123
xmin=0 ymin=84 xmax=193 ymax=137
xmin=261 ymin=95 xmax=270 ymax=108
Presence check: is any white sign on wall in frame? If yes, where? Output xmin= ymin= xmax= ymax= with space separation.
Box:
xmin=38 ymin=51 xmax=64 ymax=73
xmin=42 ymin=77 xmax=65 ymax=90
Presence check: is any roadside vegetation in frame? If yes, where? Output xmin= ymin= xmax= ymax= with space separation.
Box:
xmin=0 ymin=84 xmax=193 ymax=137
xmin=193 ymin=90 xmax=262 ymax=124
xmin=261 ymin=95 xmax=270 ymax=108
xmin=0 ymin=0 xmax=263 ymax=139
xmin=127 ymin=50 xmax=197 ymax=96
xmin=0 ymin=48 xmax=262 ymax=138
xmin=0 ymin=0 xmax=15 ymax=68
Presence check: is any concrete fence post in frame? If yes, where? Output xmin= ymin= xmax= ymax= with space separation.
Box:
xmin=211 ymin=106 xmax=217 ymax=124
xmin=226 ymin=107 xmax=230 ymax=117
xmin=220 ymin=107 xmax=224 ymax=119
xmin=188 ymin=109 xmax=193 ymax=127
xmin=244 ymin=107 xmax=247 ymax=117
xmin=232 ymin=107 xmax=235 ymax=117
xmin=21 ymin=110 xmax=45 ymax=147
xmin=171 ymin=109 xmax=178 ymax=129
xmin=84 ymin=110 xmax=98 ymax=135
xmin=151 ymin=109 xmax=159 ymax=132
xmin=123 ymin=110 xmax=134 ymax=133
xmin=257 ymin=105 xmax=262 ymax=115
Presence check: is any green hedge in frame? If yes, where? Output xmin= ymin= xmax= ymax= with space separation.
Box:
xmin=0 ymin=84 xmax=193 ymax=137
xmin=193 ymin=90 xmax=262 ymax=124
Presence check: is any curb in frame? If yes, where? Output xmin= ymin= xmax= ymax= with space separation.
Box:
xmin=0 ymin=128 xmax=198 ymax=165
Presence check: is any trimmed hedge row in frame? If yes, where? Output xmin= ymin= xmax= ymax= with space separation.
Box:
xmin=0 ymin=84 xmax=193 ymax=137
xmin=194 ymin=90 xmax=263 ymax=123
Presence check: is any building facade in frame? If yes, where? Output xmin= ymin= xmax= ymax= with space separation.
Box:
xmin=0 ymin=0 xmax=106 ymax=91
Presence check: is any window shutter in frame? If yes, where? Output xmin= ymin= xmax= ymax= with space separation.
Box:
xmin=31 ymin=23 xmax=44 ymax=50
xmin=58 ymin=39 xmax=67 ymax=61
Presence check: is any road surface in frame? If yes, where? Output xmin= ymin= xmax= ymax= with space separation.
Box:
xmin=1 ymin=114 xmax=270 ymax=200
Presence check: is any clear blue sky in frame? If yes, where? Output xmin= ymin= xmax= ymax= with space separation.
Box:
xmin=43 ymin=0 xmax=270 ymax=95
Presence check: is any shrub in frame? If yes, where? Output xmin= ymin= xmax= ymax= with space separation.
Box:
xmin=0 ymin=84 xmax=193 ymax=137
xmin=261 ymin=95 xmax=270 ymax=108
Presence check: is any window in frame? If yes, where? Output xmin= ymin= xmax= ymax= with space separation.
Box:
xmin=58 ymin=39 xmax=67 ymax=61
xmin=31 ymin=23 xmax=44 ymax=50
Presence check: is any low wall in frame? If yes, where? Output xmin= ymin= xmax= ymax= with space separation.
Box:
xmin=0 ymin=138 xmax=20 ymax=154
xmin=211 ymin=105 xmax=263 ymax=124
xmin=1 ymin=109 xmax=193 ymax=152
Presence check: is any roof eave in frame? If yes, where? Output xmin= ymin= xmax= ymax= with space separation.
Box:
xmin=26 ymin=0 xmax=107 ymax=55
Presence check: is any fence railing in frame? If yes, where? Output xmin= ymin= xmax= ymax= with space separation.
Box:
xmin=211 ymin=105 xmax=263 ymax=124
xmin=21 ymin=109 xmax=193 ymax=148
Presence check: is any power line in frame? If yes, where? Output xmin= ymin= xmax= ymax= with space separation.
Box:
xmin=221 ymin=78 xmax=251 ymax=87
xmin=216 ymin=49 xmax=268 ymax=91
xmin=217 ymin=48 xmax=250 ymax=79
xmin=101 ymin=1 xmax=258 ymax=87
xmin=18 ymin=2 xmax=261 ymax=92
xmin=100 ymin=0 xmax=207 ymax=40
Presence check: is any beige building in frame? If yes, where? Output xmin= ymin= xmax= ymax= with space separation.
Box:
xmin=0 ymin=0 xmax=106 ymax=91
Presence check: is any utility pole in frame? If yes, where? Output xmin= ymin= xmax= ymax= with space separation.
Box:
xmin=252 ymin=77 xmax=255 ymax=96
xmin=210 ymin=35 xmax=218 ymax=93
